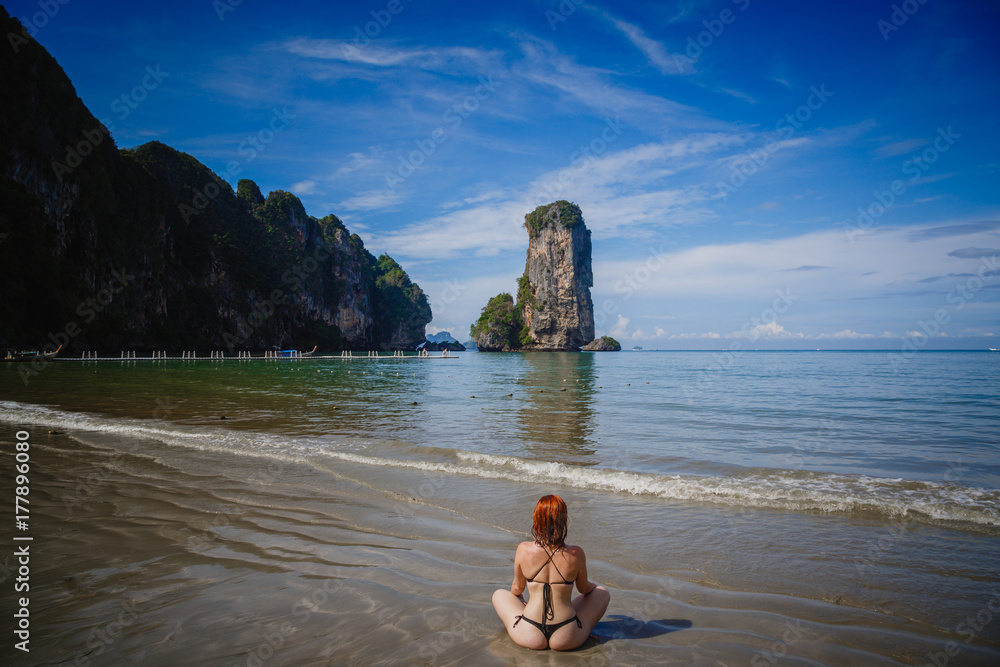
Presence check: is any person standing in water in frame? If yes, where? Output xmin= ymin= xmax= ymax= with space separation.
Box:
xmin=492 ymin=494 xmax=611 ymax=650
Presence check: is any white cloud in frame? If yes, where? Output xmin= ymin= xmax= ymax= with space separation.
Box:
xmin=291 ymin=180 xmax=317 ymax=195
xmin=371 ymin=132 xmax=746 ymax=259
xmin=594 ymin=218 xmax=1000 ymax=303
xmin=731 ymin=322 xmax=803 ymax=340
xmin=817 ymin=329 xmax=875 ymax=339
xmin=610 ymin=315 xmax=630 ymax=337
xmin=667 ymin=331 xmax=722 ymax=340
xmin=336 ymin=189 xmax=405 ymax=211
xmin=333 ymin=149 xmax=386 ymax=179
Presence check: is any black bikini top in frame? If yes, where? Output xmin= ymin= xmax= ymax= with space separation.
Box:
xmin=526 ymin=545 xmax=574 ymax=585
xmin=525 ymin=545 xmax=574 ymax=621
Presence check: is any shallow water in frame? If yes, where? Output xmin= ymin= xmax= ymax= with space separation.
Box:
xmin=2 ymin=351 xmax=999 ymax=665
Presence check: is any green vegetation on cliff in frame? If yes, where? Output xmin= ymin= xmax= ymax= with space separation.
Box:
xmin=524 ymin=200 xmax=583 ymax=239
xmin=469 ymin=293 xmax=522 ymax=351
xmin=515 ymin=273 xmax=536 ymax=346
xmin=373 ymin=254 xmax=432 ymax=346
xmin=0 ymin=8 xmax=430 ymax=351
xmin=582 ymin=335 xmax=621 ymax=351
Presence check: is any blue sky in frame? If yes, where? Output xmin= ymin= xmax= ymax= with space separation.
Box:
xmin=11 ymin=0 xmax=1000 ymax=348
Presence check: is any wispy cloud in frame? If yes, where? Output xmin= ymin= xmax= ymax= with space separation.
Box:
xmin=336 ymin=189 xmax=406 ymax=211
xmin=282 ymin=38 xmax=497 ymax=72
xmin=947 ymin=247 xmax=1000 ymax=259
xmin=595 ymin=10 xmax=689 ymax=75
xmin=370 ymin=132 xmax=747 ymax=260
xmin=512 ymin=36 xmax=717 ymax=131
xmin=874 ymin=138 xmax=928 ymax=159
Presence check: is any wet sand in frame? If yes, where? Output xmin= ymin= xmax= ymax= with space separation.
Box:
xmin=4 ymin=426 xmax=999 ymax=666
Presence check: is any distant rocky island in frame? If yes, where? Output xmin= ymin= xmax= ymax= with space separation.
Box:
xmin=471 ymin=201 xmax=614 ymax=352
xmin=420 ymin=331 xmax=465 ymax=352
xmin=583 ymin=336 xmax=621 ymax=351
xmin=0 ymin=8 xmax=429 ymax=352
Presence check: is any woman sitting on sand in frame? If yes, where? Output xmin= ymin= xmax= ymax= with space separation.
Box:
xmin=492 ymin=494 xmax=611 ymax=650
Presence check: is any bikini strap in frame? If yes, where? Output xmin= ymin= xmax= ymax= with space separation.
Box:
xmin=527 ymin=545 xmax=572 ymax=583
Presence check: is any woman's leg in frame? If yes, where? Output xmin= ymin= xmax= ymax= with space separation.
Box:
xmin=548 ymin=586 xmax=611 ymax=651
xmin=491 ymin=589 xmax=548 ymax=650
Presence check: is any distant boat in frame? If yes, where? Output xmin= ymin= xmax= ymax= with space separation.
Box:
xmin=632 ymin=346 xmax=643 ymax=351
xmin=990 ymin=348 xmax=999 ymax=351
xmin=2 ymin=344 xmax=62 ymax=362
xmin=277 ymin=345 xmax=317 ymax=358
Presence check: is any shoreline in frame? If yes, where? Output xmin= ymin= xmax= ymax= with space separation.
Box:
xmin=3 ymin=423 xmax=999 ymax=665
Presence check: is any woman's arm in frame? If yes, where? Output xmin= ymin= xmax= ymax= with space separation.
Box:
xmin=572 ymin=546 xmax=598 ymax=595
xmin=511 ymin=542 xmax=528 ymax=599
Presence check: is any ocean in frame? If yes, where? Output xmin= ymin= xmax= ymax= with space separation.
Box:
xmin=2 ymin=350 xmax=998 ymax=665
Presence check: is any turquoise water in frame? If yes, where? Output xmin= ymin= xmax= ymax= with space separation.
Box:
xmin=6 ymin=350 xmax=998 ymax=521
xmin=2 ymin=350 xmax=999 ymax=663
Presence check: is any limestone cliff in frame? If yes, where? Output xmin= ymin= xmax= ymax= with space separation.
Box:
xmin=519 ymin=201 xmax=595 ymax=350
xmin=0 ymin=8 xmax=429 ymax=351
xmin=470 ymin=293 xmax=521 ymax=351
xmin=470 ymin=201 xmax=595 ymax=352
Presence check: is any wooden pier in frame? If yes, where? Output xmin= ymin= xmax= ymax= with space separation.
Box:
xmin=61 ymin=350 xmax=457 ymax=362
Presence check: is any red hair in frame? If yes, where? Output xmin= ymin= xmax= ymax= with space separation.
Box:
xmin=531 ymin=494 xmax=568 ymax=548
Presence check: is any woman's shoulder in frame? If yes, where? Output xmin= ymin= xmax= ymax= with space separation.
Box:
xmin=516 ymin=541 xmax=584 ymax=557
xmin=515 ymin=540 xmax=537 ymax=556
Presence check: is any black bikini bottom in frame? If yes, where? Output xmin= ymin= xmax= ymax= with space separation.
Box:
xmin=513 ymin=613 xmax=583 ymax=641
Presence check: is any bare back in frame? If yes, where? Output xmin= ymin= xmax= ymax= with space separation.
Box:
xmin=516 ymin=541 xmax=589 ymax=623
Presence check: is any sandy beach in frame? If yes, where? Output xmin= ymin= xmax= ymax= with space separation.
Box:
xmin=4 ymin=417 xmax=998 ymax=666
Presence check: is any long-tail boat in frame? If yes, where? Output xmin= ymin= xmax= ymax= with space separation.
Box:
xmin=2 ymin=344 xmax=62 ymax=362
